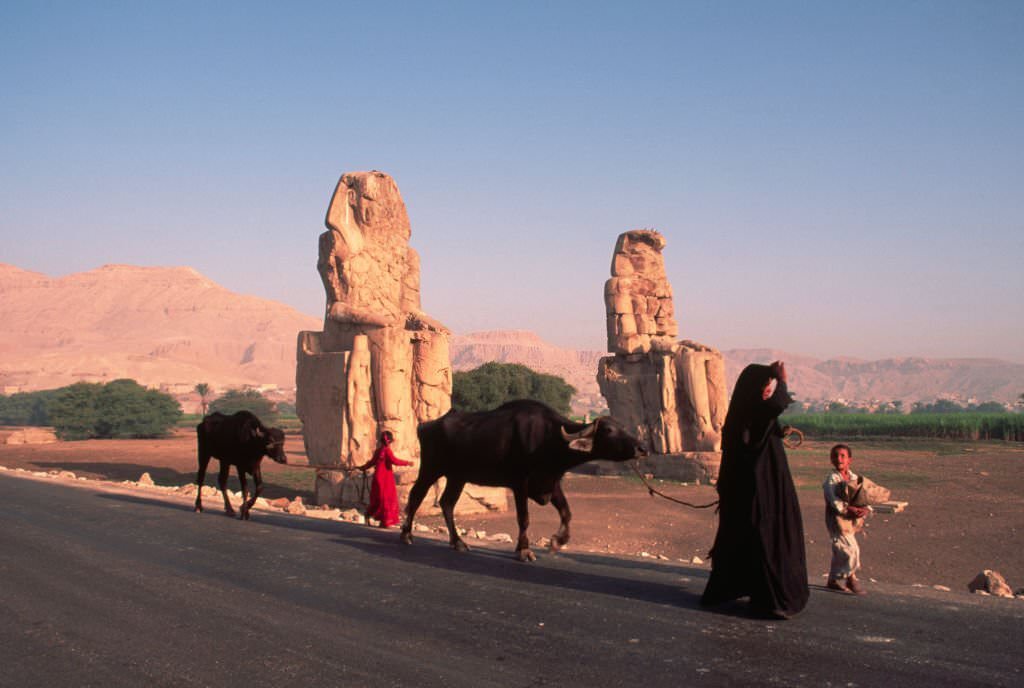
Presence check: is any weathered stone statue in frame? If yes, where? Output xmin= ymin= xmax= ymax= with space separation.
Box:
xmin=597 ymin=230 xmax=728 ymax=481
xmin=296 ymin=171 xmax=454 ymax=506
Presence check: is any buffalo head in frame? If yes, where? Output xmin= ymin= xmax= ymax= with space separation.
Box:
xmin=561 ymin=417 xmax=646 ymax=461
xmin=261 ymin=427 xmax=288 ymax=464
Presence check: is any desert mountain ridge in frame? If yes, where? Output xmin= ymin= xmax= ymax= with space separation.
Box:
xmin=449 ymin=332 xmax=1024 ymax=410
xmin=2 ymin=263 xmax=1022 ymax=411
xmin=0 ymin=262 xmax=321 ymax=398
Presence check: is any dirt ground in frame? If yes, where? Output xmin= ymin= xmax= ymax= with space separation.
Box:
xmin=2 ymin=428 xmax=1022 ymax=595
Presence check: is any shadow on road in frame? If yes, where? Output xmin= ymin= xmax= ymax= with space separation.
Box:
xmin=94 ymin=489 xmax=717 ymax=610
xmin=93 ymin=488 xmax=780 ymax=620
xmin=39 ymin=461 xmax=313 ymax=500
xmin=35 ymin=461 xmax=195 ymax=484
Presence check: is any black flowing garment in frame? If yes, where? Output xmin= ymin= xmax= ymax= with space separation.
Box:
xmin=701 ymin=364 xmax=809 ymax=616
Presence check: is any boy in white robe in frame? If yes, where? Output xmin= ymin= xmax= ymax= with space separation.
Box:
xmin=824 ymin=444 xmax=870 ymax=594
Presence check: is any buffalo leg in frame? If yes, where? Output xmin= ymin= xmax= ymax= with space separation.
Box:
xmin=549 ymin=480 xmax=572 ymax=551
xmin=400 ymin=473 xmax=439 ymax=545
xmin=439 ymin=479 xmax=468 ymax=552
xmin=236 ymin=467 xmax=250 ymax=520
xmin=217 ymin=462 xmax=235 ymax=516
xmin=195 ymin=453 xmax=211 ymax=513
xmin=512 ymin=487 xmax=536 ymax=562
xmin=240 ymin=466 xmax=262 ymax=520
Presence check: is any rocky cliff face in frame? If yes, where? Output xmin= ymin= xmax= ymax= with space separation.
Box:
xmin=450 ymin=335 xmax=1024 ymax=408
xmin=3 ymin=261 xmax=1021 ymax=410
xmin=451 ymin=330 xmax=606 ymax=402
xmin=0 ymin=263 xmax=320 ymax=397
xmin=722 ymin=350 xmax=1024 ymax=405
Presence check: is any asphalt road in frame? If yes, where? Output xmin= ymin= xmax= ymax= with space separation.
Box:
xmin=1 ymin=472 xmax=1021 ymax=688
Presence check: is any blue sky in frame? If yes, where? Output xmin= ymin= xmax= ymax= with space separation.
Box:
xmin=2 ymin=1 xmax=1022 ymax=361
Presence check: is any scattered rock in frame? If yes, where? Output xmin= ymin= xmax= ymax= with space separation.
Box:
xmin=933 ymin=585 xmax=951 ymax=592
xmin=57 ymin=470 xmax=77 ymax=480
xmin=872 ymin=501 xmax=908 ymax=514
xmin=488 ymin=533 xmax=513 ymax=543
xmin=269 ymin=497 xmax=291 ymax=509
xmin=968 ymin=570 xmax=1014 ymax=598
xmin=691 ymin=556 xmax=703 ymax=565
xmin=340 ymin=509 xmax=366 ymax=524
xmin=286 ymin=497 xmax=307 ymax=516
xmin=138 ymin=472 xmax=155 ymax=486
xmin=413 ymin=523 xmax=431 ymax=533
xmin=305 ymin=508 xmax=341 ymax=520
xmin=536 ymin=536 xmax=552 ymax=548
xmin=4 ymin=428 xmax=58 ymax=445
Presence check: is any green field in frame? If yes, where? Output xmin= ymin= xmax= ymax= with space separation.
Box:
xmin=782 ymin=412 xmax=1024 ymax=441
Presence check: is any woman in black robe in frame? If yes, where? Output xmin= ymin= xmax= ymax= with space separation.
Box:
xmin=701 ymin=361 xmax=809 ymax=618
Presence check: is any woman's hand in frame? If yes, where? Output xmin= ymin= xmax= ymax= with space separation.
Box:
xmin=770 ymin=360 xmax=788 ymax=383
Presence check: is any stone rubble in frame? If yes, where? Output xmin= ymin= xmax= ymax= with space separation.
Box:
xmin=286 ymin=496 xmax=308 ymax=516
xmin=968 ymin=569 xmax=1014 ymax=598
xmin=3 ymin=428 xmax=58 ymax=445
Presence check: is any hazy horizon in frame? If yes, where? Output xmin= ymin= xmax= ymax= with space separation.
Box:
xmin=2 ymin=2 xmax=1022 ymax=363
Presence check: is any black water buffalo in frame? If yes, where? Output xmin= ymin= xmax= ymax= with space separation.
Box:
xmin=400 ymin=399 xmax=646 ymax=561
xmin=195 ymin=411 xmax=287 ymax=520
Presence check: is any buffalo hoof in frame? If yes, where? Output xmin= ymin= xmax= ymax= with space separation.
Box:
xmin=223 ymin=509 xmax=236 ymax=517
xmin=400 ymin=530 xmax=413 ymax=545
xmin=194 ymin=504 xmax=203 ymax=513
xmin=549 ymin=534 xmax=569 ymax=552
xmin=452 ymin=540 xmax=470 ymax=553
xmin=239 ymin=509 xmax=251 ymax=521
xmin=517 ymin=548 xmax=537 ymax=562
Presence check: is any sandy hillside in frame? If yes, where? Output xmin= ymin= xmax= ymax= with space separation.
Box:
xmin=3 ymin=263 xmax=1023 ymax=409
xmin=0 ymin=263 xmax=320 ymax=396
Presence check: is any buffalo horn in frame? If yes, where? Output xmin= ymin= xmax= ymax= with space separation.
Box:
xmin=561 ymin=421 xmax=597 ymax=443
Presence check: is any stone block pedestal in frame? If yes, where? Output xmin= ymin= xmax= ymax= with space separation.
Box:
xmin=314 ymin=468 xmax=510 ymax=516
xmin=575 ymin=451 xmax=720 ymax=485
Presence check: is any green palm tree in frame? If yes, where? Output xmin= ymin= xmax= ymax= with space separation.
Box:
xmin=194 ymin=383 xmax=212 ymax=417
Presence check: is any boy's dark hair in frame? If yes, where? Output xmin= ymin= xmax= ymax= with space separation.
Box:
xmin=380 ymin=430 xmax=394 ymax=443
xmin=830 ymin=443 xmax=852 ymax=460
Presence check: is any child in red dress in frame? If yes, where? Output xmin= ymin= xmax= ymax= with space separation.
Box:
xmin=357 ymin=431 xmax=412 ymax=527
